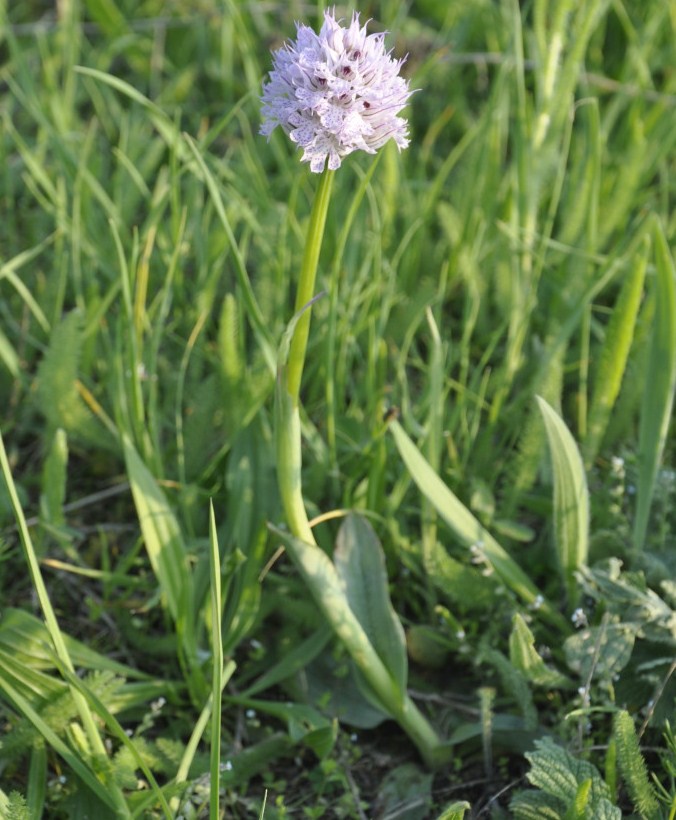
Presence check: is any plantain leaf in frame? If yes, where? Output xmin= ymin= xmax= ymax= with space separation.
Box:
xmin=123 ymin=437 xmax=190 ymax=624
xmin=334 ymin=514 xmax=408 ymax=697
xmin=633 ymin=218 xmax=676 ymax=551
xmin=583 ymin=239 xmax=648 ymax=467
xmin=535 ymin=397 xmax=589 ymax=605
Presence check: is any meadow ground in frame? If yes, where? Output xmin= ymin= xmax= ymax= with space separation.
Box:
xmin=1 ymin=1 xmax=675 ymax=817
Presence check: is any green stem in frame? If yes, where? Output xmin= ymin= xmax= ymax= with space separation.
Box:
xmin=286 ymin=168 xmax=335 ymax=407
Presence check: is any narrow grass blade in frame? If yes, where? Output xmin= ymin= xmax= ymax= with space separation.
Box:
xmin=171 ymin=659 xmax=237 ymax=811
xmin=208 ymin=503 xmax=223 ymax=820
xmin=584 ymin=238 xmax=649 ymax=467
xmin=535 ymin=397 xmax=589 ymax=606
xmin=389 ymin=420 xmax=566 ymax=629
xmin=632 ymin=218 xmax=676 ymax=551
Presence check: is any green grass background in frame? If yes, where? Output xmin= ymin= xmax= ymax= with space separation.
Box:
xmin=1 ymin=0 xmax=675 ymax=817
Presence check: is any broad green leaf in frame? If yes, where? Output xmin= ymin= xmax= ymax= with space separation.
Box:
xmin=633 ymin=218 xmax=676 ymax=551
xmin=334 ymin=514 xmax=408 ymax=696
xmin=583 ymin=239 xmax=648 ymax=466
xmin=389 ymin=420 xmax=566 ymax=629
xmin=535 ymin=397 xmax=589 ymax=605
xmin=268 ymin=524 xmax=404 ymax=717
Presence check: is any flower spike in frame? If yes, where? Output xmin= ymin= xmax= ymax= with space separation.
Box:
xmin=260 ymin=9 xmax=414 ymax=172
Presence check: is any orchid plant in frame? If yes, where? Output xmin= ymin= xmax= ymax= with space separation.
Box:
xmin=261 ymin=10 xmax=449 ymax=768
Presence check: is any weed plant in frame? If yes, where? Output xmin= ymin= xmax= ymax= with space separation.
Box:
xmin=1 ymin=0 xmax=675 ymax=817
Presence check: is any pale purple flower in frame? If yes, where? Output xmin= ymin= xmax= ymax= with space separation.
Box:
xmin=260 ymin=9 xmax=414 ymax=173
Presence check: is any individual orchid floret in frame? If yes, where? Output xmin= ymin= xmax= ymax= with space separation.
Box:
xmin=260 ymin=9 xmax=414 ymax=172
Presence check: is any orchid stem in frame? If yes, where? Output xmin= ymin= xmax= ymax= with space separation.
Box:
xmin=286 ymin=168 xmax=335 ymax=408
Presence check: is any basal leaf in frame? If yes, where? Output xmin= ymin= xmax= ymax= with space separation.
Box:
xmin=334 ymin=514 xmax=408 ymax=697
xmin=536 ymin=397 xmax=589 ymax=605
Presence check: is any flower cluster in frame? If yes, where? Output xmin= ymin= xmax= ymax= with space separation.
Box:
xmin=260 ymin=9 xmax=413 ymax=172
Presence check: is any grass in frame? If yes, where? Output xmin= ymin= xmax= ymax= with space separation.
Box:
xmin=1 ymin=0 xmax=675 ymax=817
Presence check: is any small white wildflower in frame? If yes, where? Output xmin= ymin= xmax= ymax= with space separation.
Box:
xmin=469 ymin=541 xmax=486 ymax=564
xmin=571 ymin=607 xmax=588 ymax=628
xmin=610 ymin=456 xmax=625 ymax=472
xmin=260 ymin=9 xmax=414 ymax=172
xmin=529 ymin=594 xmax=544 ymax=611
